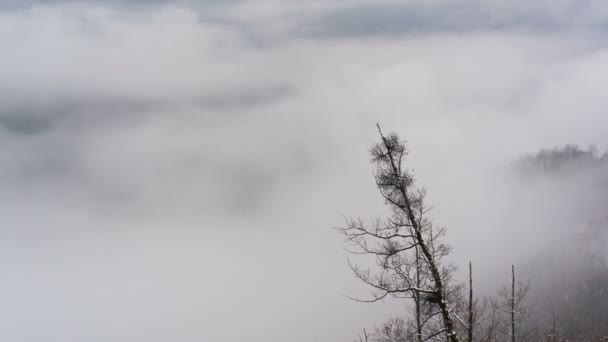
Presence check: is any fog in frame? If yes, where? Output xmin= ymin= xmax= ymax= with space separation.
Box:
xmin=1 ymin=1 xmax=608 ymax=341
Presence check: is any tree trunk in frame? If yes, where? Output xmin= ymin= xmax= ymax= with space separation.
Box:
xmin=511 ymin=265 xmax=515 ymax=342
xmin=415 ymin=246 xmax=422 ymax=342
xmin=468 ymin=262 xmax=473 ymax=342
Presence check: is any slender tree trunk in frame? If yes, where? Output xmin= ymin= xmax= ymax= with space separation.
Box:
xmin=415 ymin=246 xmax=422 ymax=342
xmin=551 ymin=304 xmax=557 ymax=339
xmin=410 ymin=210 xmax=458 ymax=342
xmin=411 ymin=203 xmax=458 ymax=340
xmin=443 ymin=269 xmax=449 ymax=342
xmin=511 ymin=265 xmax=515 ymax=342
xmin=468 ymin=262 xmax=473 ymax=342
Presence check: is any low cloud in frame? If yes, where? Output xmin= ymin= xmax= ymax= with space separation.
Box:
xmin=1 ymin=1 xmax=608 ymax=341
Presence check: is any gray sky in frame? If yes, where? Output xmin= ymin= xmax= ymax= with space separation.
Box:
xmin=1 ymin=1 xmax=608 ymax=341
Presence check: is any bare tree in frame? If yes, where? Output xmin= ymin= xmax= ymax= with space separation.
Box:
xmin=414 ymin=245 xmax=423 ymax=342
xmin=356 ymin=329 xmax=371 ymax=342
xmin=373 ymin=317 xmax=416 ymax=342
xmin=338 ymin=125 xmax=460 ymax=342
xmin=492 ymin=265 xmax=531 ymax=342
xmin=472 ymin=297 xmax=503 ymax=342
xmin=468 ymin=262 xmax=473 ymax=342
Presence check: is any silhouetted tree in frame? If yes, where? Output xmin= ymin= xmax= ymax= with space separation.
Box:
xmin=468 ymin=262 xmax=473 ymax=342
xmin=338 ymin=125 xmax=460 ymax=342
xmin=492 ymin=265 xmax=532 ymax=342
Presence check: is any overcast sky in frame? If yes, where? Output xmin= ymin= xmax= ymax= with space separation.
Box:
xmin=1 ymin=1 xmax=608 ymax=341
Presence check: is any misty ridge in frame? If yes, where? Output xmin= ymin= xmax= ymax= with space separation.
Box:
xmin=2 ymin=1 xmax=608 ymax=342
xmin=514 ymin=145 xmax=608 ymax=338
xmin=339 ymin=133 xmax=608 ymax=342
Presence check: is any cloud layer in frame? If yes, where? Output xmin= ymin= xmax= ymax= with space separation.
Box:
xmin=1 ymin=1 xmax=608 ymax=341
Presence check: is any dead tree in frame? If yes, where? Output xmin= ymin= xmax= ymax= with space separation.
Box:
xmin=511 ymin=266 xmax=515 ymax=342
xmin=415 ymin=245 xmax=423 ymax=342
xmin=492 ymin=265 xmax=530 ymax=342
xmin=338 ymin=125 xmax=460 ymax=342
xmin=356 ymin=329 xmax=370 ymax=342
xmin=468 ymin=262 xmax=473 ymax=342
xmin=373 ymin=317 xmax=416 ymax=342
xmin=470 ymin=297 xmax=502 ymax=342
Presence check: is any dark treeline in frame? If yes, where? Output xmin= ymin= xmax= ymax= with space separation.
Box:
xmin=515 ymin=145 xmax=608 ymax=177
xmin=514 ymin=145 xmax=608 ymax=339
xmin=339 ymin=131 xmax=608 ymax=342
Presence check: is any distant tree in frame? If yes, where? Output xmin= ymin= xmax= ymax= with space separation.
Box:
xmin=492 ymin=265 xmax=533 ymax=342
xmin=338 ymin=125 xmax=460 ymax=342
xmin=515 ymin=144 xmax=608 ymax=177
xmin=373 ymin=317 xmax=415 ymax=342
xmin=543 ymin=304 xmax=564 ymax=342
xmin=471 ymin=297 xmax=503 ymax=342
xmin=468 ymin=262 xmax=474 ymax=342
xmin=356 ymin=329 xmax=370 ymax=342
xmin=510 ymin=266 xmax=516 ymax=342
xmin=512 ymin=144 xmax=608 ymax=338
